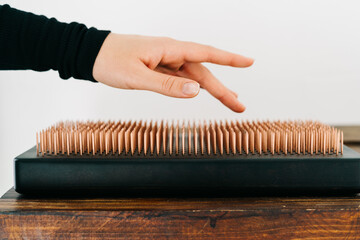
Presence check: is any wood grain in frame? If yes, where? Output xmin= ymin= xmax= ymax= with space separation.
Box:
xmin=1 ymin=208 xmax=360 ymax=239
xmin=1 ymin=126 xmax=360 ymax=239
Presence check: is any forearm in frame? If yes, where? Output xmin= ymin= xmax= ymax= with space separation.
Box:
xmin=0 ymin=4 xmax=110 ymax=81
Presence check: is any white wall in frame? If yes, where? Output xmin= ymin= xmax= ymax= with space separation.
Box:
xmin=0 ymin=0 xmax=359 ymax=195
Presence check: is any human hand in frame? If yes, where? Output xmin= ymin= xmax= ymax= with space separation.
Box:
xmin=93 ymin=33 xmax=254 ymax=112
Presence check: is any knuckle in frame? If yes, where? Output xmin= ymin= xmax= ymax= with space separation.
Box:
xmin=161 ymin=76 xmax=177 ymax=92
xmin=198 ymin=43 xmax=213 ymax=53
xmin=204 ymin=45 xmax=215 ymax=60
xmin=204 ymin=44 xmax=214 ymax=51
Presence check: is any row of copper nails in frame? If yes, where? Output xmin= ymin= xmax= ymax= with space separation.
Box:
xmin=36 ymin=120 xmax=344 ymax=157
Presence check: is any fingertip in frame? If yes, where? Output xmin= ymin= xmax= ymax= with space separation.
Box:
xmin=238 ymin=105 xmax=246 ymax=113
xmin=229 ymin=94 xmax=246 ymax=112
xmin=232 ymin=103 xmax=246 ymax=113
xmin=232 ymin=55 xmax=254 ymax=68
xmin=218 ymin=93 xmax=246 ymax=113
xmin=246 ymin=58 xmax=255 ymax=67
xmin=240 ymin=57 xmax=254 ymax=67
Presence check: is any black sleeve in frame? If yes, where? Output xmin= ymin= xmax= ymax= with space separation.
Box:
xmin=0 ymin=4 xmax=110 ymax=82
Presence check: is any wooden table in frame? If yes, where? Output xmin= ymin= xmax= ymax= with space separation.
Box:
xmin=1 ymin=126 xmax=360 ymax=239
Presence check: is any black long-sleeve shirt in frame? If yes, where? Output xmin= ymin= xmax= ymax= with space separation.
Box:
xmin=0 ymin=4 xmax=110 ymax=82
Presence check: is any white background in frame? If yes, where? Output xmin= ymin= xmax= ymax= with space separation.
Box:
xmin=0 ymin=0 xmax=359 ymax=195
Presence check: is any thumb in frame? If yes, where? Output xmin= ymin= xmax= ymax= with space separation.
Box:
xmin=139 ymin=68 xmax=200 ymax=98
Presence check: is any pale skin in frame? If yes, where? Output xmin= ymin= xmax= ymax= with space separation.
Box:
xmin=93 ymin=33 xmax=254 ymax=113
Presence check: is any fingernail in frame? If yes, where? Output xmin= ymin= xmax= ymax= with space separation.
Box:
xmin=182 ymin=82 xmax=200 ymax=96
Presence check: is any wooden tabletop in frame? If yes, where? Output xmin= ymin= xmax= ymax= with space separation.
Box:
xmin=1 ymin=188 xmax=360 ymax=239
xmin=1 ymin=126 xmax=359 ymax=239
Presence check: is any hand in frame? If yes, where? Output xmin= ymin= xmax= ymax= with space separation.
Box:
xmin=93 ymin=33 xmax=254 ymax=112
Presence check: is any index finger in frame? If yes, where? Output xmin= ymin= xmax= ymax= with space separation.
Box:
xmin=179 ymin=41 xmax=254 ymax=67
